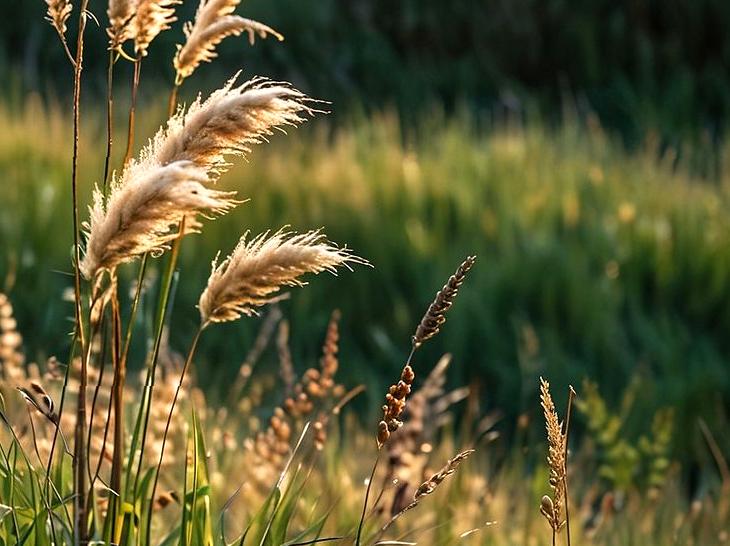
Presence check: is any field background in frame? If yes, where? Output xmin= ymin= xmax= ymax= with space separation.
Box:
xmin=1 ymin=0 xmax=730 ymax=471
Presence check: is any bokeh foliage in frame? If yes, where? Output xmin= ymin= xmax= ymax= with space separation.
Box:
xmin=1 ymin=97 xmax=729 ymax=464
xmin=2 ymin=0 xmax=730 ymax=145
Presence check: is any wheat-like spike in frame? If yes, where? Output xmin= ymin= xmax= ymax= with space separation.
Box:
xmin=137 ymin=76 xmax=316 ymax=181
xmin=80 ymin=161 xmax=238 ymax=279
xmin=320 ymin=309 xmax=341 ymax=379
xmin=132 ymin=0 xmax=180 ymax=57
xmin=174 ymin=0 xmax=283 ymax=83
xmin=107 ymin=0 xmax=137 ymax=48
xmin=45 ymin=0 xmax=73 ymax=36
xmin=415 ymin=449 xmax=475 ymax=499
xmin=412 ymin=255 xmax=476 ymax=348
xmin=199 ymin=230 xmax=367 ymax=324
xmin=383 ymin=449 xmax=475 ymax=531
xmin=540 ymin=377 xmax=566 ymax=533
xmin=377 ymin=364 xmax=415 ymax=448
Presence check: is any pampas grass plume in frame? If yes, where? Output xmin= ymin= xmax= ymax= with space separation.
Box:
xmin=81 ymin=161 xmax=237 ymax=279
xmin=174 ymin=0 xmax=283 ymax=84
xmin=198 ymin=229 xmax=367 ymax=324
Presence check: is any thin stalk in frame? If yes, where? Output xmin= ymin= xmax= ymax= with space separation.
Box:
xmin=355 ymin=449 xmax=382 ymax=546
xmin=130 ymin=219 xmax=186 ymax=499
xmin=43 ymin=334 xmax=79 ymax=525
xmin=121 ymin=254 xmax=149 ymax=365
xmin=103 ymin=50 xmax=117 ymax=198
xmin=86 ymin=312 xmax=110 ymax=483
xmin=26 ymin=409 xmax=61 ymax=546
xmin=562 ymin=386 xmax=576 ymax=546
xmin=147 ymin=325 xmax=205 ymax=533
xmin=168 ymin=83 xmax=180 ymax=118
xmin=55 ymin=28 xmax=76 ymax=67
xmin=70 ymin=2 xmax=91 ymax=543
xmin=358 ymin=345 xmax=418 ymax=545
xmin=108 ymin=283 xmax=125 ymax=540
xmin=123 ymin=57 xmax=142 ymax=167
xmin=0 ymin=440 xmax=21 ymax=540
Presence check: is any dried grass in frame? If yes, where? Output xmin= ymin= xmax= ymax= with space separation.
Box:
xmin=412 ymin=255 xmax=476 ymax=349
xmin=147 ymin=76 xmax=316 ymax=179
xmin=45 ymin=0 xmax=73 ymax=36
xmin=198 ymin=229 xmax=365 ymax=324
xmin=80 ymin=161 xmax=237 ymax=279
xmin=539 ymin=377 xmax=566 ymax=535
xmin=107 ymin=0 xmax=137 ymax=48
xmin=132 ymin=0 xmax=180 ymax=57
xmin=174 ymin=0 xmax=283 ymax=83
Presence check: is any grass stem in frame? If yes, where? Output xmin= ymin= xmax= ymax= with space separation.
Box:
xmin=355 ymin=448 xmax=382 ymax=546
xmin=70 ymin=1 xmax=91 ymax=542
xmin=563 ymin=386 xmax=576 ymax=546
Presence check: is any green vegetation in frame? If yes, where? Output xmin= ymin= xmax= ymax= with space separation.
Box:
xmin=1 ymin=2 xmax=729 ymax=543
xmin=2 ymin=98 xmax=730 ymax=459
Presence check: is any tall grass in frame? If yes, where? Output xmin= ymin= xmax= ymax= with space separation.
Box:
xmin=0 ymin=2 xmax=729 ymax=543
xmin=2 ymin=98 xmax=730 ymax=451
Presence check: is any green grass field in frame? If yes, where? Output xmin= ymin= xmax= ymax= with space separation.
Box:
xmin=1 ymin=96 xmax=729 ymax=442
xmin=1 ymin=92 xmax=730 ymax=545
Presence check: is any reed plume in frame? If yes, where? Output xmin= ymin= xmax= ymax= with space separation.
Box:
xmin=45 ymin=0 xmax=73 ymax=36
xmin=199 ymin=230 xmax=365 ymax=324
xmin=412 ymin=255 xmax=476 ymax=349
xmin=80 ymin=161 xmax=237 ymax=279
xmin=107 ymin=0 xmax=137 ymax=48
xmin=539 ymin=377 xmax=566 ymax=538
xmin=147 ymin=76 xmax=316 ymax=178
xmin=132 ymin=0 xmax=179 ymax=57
xmin=174 ymin=0 xmax=283 ymax=84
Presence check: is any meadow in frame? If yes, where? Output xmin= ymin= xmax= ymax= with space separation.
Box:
xmin=1 ymin=1 xmax=729 ymax=545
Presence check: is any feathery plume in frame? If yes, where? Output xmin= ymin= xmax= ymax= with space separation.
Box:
xmin=107 ymin=0 xmax=137 ymax=48
xmin=412 ymin=255 xmax=476 ymax=348
xmin=132 ymin=0 xmax=179 ymax=57
xmin=142 ymin=76 xmax=316 ymax=179
xmin=45 ymin=0 xmax=73 ymax=36
xmin=174 ymin=0 xmax=283 ymax=84
xmin=540 ymin=377 xmax=566 ymax=534
xmin=80 ymin=161 xmax=237 ymax=279
xmin=199 ymin=230 xmax=365 ymax=324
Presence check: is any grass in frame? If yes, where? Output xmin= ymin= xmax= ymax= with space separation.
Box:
xmin=0 ymin=5 xmax=729 ymax=541
xmin=1 ymin=93 xmax=729 ymax=544
xmin=1 ymin=96 xmax=730 ymax=454
xmin=2 ymin=315 xmax=728 ymax=545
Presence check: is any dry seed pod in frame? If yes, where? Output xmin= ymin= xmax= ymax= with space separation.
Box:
xmin=377 ymin=364 xmax=415 ymax=448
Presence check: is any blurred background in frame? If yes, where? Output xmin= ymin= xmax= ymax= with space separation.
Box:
xmin=1 ymin=0 xmax=730 ymax=469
